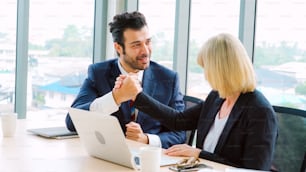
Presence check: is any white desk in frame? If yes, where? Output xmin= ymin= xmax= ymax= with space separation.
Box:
xmin=0 ymin=119 xmax=231 ymax=172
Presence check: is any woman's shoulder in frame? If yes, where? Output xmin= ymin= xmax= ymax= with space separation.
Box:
xmin=240 ymin=89 xmax=276 ymax=118
xmin=243 ymin=89 xmax=272 ymax=107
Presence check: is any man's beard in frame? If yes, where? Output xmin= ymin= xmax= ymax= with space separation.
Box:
xmin=123 ymin=53 xmax=150 ymax=70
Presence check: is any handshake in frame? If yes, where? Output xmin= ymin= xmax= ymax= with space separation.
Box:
xmin=112 ymin=73 xmax=143 ymax=105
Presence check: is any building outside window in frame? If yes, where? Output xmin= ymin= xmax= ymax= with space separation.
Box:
xmin=0 ymin=0 xmax=17 ymax=112
xmin=139 ymin=0 xmax=176 ymax=69
xmin=187 ymin=0 xmax=240 ymax=99
xmin=255 ymin=0 xmax=306 ymax=111
xmin=27 ymin=0 xmax=94 ymax=118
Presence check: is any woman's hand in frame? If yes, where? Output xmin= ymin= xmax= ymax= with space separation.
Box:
xmin=112 ymin=74 xmax=142 ymax=105
xmin=165 ymin=144 xmax=202 ymax=158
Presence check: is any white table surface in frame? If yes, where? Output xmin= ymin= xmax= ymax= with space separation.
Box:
xmin=0 ymin=119 xmax=232 ymax=172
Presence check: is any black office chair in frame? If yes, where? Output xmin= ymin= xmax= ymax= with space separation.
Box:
xmin=301 ymin=152 xmax=306 ymax=172
xmin=271 ymin=105 xmax=306 ymax=172
xmin=183 ymin=95 xmax=204 ymax=146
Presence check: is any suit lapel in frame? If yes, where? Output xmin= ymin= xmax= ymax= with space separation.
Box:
xmin=106 ymin=60 xmax=121 ymax=90
xmin=136 ymin=65 xmax=157 ymax=123
xmin=142 ymin=66 xmax=157 ymax=97
xmin=107 ymin=60 xmax=132 ymax=126
xmin=213 ymin=93 xmax=248 ymax=154
xmin=197 ymin=97 xmax=224 ymax=149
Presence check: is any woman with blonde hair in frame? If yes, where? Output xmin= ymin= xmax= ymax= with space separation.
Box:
xmin=113 ymin=33 xmax=277 ymax=170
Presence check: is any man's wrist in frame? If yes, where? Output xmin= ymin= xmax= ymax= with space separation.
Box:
xmin=112 ymin=90 xmax=121 ymax=105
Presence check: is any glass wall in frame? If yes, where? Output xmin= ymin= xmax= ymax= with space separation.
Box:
xmin=2 ymin=0 xmax=305 ymax=118
xmin=138 ymin=0 xmax=176 ymax=69
xmin=255 ymin=1 xmax=306 ymax=110
xmin=27 ymin=0 xmax=94 ymax=118
xmin=0 ymin=0 xmax=17 ymax=112
xmin=187 ymin=0 xmax=240 ymax=99
xmin=256 ymin=3 xmax=306 ymax=171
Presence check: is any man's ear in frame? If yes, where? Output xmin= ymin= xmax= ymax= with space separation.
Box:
xmin=114 ymin=42 xmax=123 ymax=56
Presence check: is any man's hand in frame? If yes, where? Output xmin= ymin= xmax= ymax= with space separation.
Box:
xmin=164 ymin=144 xmax=201 ymax=158
xmin=112 ymin=74 xmax=142 ymax=105
xmin=125 ymin=122 xmax=149 ymax=144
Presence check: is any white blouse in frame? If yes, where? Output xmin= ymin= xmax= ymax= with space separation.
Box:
xmin=203 ymin=112 xmax=229 ymax=153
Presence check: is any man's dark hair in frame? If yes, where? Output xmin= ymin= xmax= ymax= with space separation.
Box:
xmin=109 ymin=11 xmax=147 ymax=56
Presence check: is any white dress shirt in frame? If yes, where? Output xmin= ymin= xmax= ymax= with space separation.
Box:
xmin=89 ymin=60 xmax=161 ymax=147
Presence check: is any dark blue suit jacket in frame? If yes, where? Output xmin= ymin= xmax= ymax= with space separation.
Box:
xmin=65 ymin=59 xmax=186 ymax=148
xmin=133 ymin=90 xmax=278 ymax=170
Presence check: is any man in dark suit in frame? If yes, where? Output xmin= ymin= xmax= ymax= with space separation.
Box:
xmin=65 ymin=11 xmax=186 ymax=148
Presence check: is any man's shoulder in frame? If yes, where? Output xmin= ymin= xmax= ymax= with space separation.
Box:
xmin=89 ymin=58 xmax=117 ymax=70
xmin=149 ymin=61 xmax=176 ymax=75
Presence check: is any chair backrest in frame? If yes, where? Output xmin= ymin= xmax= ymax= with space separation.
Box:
xmin=183 ymin=95 xmax=203 ymax=146
xmin=271 ymin=105 xmax=306 ymax=172
xmin=301 ymin=152 xmax=306 ymax=172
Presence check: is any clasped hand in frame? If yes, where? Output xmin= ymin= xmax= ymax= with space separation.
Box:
xmin=112 ymin=74 xmax=148 ymax=144
xmin=113 ymin=74 xmax=202 ymax=157
xmin=112 ymin=73 xmax=142 ymax=105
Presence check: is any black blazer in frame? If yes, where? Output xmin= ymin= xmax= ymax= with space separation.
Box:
xmin=65 ymin=59 xmax=186 ymax=148
xmin=134 ymin=90 xmax=278 ymax=170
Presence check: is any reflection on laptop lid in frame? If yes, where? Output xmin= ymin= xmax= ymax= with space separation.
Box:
xmin=68 ymin=108 xmax=180 ymax=169
xmin=27 ymin=127 xmax=78 ymax=139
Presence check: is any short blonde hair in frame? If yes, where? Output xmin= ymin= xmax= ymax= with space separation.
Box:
xmin=197 ymin=33 xmax=256 ymax=98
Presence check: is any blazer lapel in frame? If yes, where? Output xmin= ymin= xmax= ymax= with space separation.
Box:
xmin=213 ymin=93 xmax=249 ymax=154
xmin=106 ymin=60 xmax=121 ymax=90
xmin=106 ymin=60 xmax=132 ymax=126
xmin=136 ymin=66 xmax=157 ymax=123
xmin=142 ymin=66 xmax=157 ymax=97
xmin=197 ymin=97 xmax=224 ymax=149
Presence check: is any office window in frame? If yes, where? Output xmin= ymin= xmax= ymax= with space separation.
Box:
xmin=139 ymin=0 xmax=176 ymax=69
xmin=255 ymin=1 xmax=306 ymax=110
xmin=0 ymin=0 xmax=17 ymax=112
xmin=187 ymin=0 xmax=240 ymax=99
xmin=28 ymin=0 xmax=94 ymax=117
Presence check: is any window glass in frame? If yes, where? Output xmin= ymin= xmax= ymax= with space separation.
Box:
xmin=139 ymin=0 xmax=176 ymax=69
xmin=28 ymin=0 xmax=94 ymax=118
xmin=255 ymin=1 xmax=306 ymax=110
xmin=0 ymin=0 xmax=17 ymax=112
xmin=187 ymin=0 xmax=240 ymax=99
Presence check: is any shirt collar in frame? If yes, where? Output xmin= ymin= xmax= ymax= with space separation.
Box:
xmin=117 ymin=60 xmax=144 ymax=82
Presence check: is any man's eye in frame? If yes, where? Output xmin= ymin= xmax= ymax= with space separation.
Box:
xmin=132 ymin=44 xmax=140 ymax=48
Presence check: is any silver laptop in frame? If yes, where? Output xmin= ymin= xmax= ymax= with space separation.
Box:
xmin=28 ymin=127 xmax=78 ymax=139
xmin=68 ymin=108 xmax=180 ymax=169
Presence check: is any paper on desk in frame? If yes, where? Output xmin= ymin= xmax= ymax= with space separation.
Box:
xmin=198 ymin=169 xmax=222 ymax=172
xmin=225 ymin=168 xmax=269 ymax=172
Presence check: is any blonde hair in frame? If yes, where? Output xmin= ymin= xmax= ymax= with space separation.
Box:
xmin=197 ymin=33 xmax=256 ymax=98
